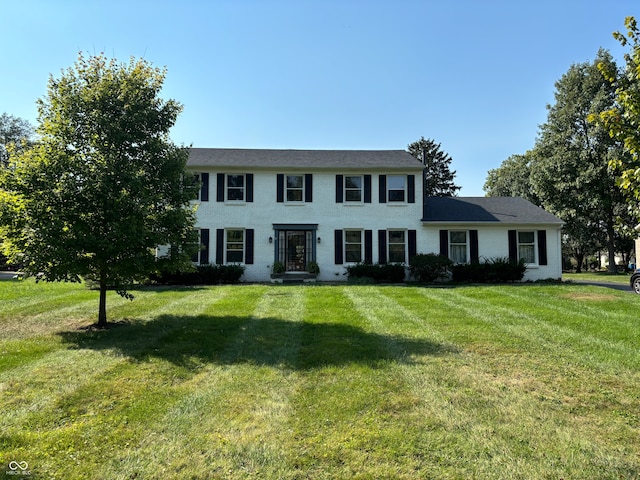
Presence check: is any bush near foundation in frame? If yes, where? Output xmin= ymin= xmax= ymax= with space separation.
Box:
xmin=345 ymin=263 xmax=406 ymax=283
xmin=452 ymin=257 xmax=526 ymax=283
xmin=150 ymin=264 xmax=245 ymax=285
xmin=409 ymin=254 xmax=453 ymax=282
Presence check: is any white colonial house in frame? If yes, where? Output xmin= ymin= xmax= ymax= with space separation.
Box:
xmin=182 ymin=148 xmax=563 ymax=282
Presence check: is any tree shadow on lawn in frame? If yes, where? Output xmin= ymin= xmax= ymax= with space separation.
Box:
xmin=57 ymin=314 xmax=457 ymax=371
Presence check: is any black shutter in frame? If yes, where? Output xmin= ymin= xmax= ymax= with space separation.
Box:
xmin=305 ymin=174 xmax=313 ymax=202
xmin=537 ymin=230 xmax=548 ymax=265
xmin=200 ymin=228 xmax=210 ymax=265
xmin=439 ymin=230 xmax=449 ymax=258
xmin=408 ymin=229 xmax=417 ymax=261
xmin=470 ymin=230 xmax=479 ymax=264
xmin=508 ymin=230 xmax=518 ymax=262
xmin=245 ymin=229 xmax=254 ymax=264
xmin=408 ymin=175 xmax=416 ymax=204
xmin=276 ymin=174 xmax=284 ymax=202
xmin=336 ymin=175 xmax=344 ymax=203
xmin=364 ymin=230 xmax=373 ymax=263
xmin=246 ymin=174 xmax=254 ymax=202
xmin=216 ymin=229 xmax=224 ymax=265
xmin=378 ymin=230 xmax=387 ymax=264
xmin=364 ymin=175 xmax=372 ymax=203
xmin=216 ymin=173 xmax=224 ymax=202
xmin=379 ymin=175 xmax=387 ymax=203
xmin=334 ymin=230 xmax=343 ymax=264
xmin=200 ymin=172 xmax=209 ymax=202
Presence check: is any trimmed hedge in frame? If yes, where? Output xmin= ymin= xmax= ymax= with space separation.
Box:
xmin=409 ymin=253 xmax=453 ymax=282
xmin=452 ymin=257 xmax=526 ymax=283
xmin=345 ymin=263 xmax=406 ymax=283
xmin=150 ymin=264 xmax=246 ymax=285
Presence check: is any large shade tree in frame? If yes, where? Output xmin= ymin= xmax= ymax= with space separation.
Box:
xmin=0 ymin=54 xmax=198 ymax=327
xmin=594 ymin=16 xmax=640 ymax=212
xmin=407 ymin=137 xmax=460 ymax=196
xmin=531 ymin=49 xmax=631 ymax=273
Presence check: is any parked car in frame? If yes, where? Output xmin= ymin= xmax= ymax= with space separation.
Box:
xmin=631 ymin=268 xmax=640 ymax=294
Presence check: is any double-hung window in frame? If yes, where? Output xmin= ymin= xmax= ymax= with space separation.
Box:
xmin=345 ymin=176 xmax=363 ymax=202
xmin=344 ymin=230 xmax=363 ymax=263
xmin=449 ymin=231 xmax=468 ymax=264
xmin=387 ymin=175 xmax=406 ymax=202
xmin=286 ymin=175 xmax=304 ymax=202
xmin=518 ymin=231 xmax=536 ymax=264
xmin=226 ymin=229 xmax=245 ymax=263
xmin=388 ymin=230 xmax=406 ymax=263
xmin=226 ymin=174 xmax=245 ymax=201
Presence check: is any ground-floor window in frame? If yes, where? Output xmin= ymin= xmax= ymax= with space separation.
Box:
xmin=388 ymin=230 xmax=406 ymax=263
xmin=226 ymin=229 xmax=245 ymax=263
xmin=449 ymin=230 xmax=468 ymax=264
xmin=518 ymin=231 xmax=536 ymax=264
xmin=345 ymin=230 xmax=363 ymax=263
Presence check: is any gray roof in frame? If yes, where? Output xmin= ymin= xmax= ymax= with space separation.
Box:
xmin=423 ymin=196 xmax=564 ymax=225
xmin=187 ymin=148 xmax=423 ymax=170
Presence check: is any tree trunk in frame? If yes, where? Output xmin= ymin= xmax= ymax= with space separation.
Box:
xmin=98 ymin=279 xmax=108 ymax=327
xmin=606 ymin=225 xmax=617 ymax=274
xmin=574 ymin=252 xmax=584 ymax=273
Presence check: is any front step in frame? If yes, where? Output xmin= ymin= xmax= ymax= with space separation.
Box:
xmin=270 ymin=273 xmax=317 ymax=284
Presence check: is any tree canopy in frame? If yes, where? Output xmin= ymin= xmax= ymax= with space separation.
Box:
xmin=0 ymin=54 xmax=198 ymax=326
xmin=407 ymin=137 xmax=460 ymax=197
xmin=485 ymin=49 xmax=635 ymax=272
xmin=483 ymin=151 xmax=539 ymax=204
xmin=593 ymin=16 xmax=640 ymax=209
xmin=0 ymin=113 xmax=34 ymax=166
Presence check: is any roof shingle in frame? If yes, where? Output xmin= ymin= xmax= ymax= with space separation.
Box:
xmin=423 ymin=196 xmax=563 ymax=225
xmin=187 ymin=148 xmax=423 ymax=170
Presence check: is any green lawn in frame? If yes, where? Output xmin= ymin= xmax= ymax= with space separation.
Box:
xmin=1 ymin=280 xmax=639 ymax=479
xmin=563 ymin=271 xmax=633 ymax=285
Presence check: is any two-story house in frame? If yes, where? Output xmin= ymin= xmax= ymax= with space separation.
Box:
xmin=184 ymin=148 xmax=563 ymax=282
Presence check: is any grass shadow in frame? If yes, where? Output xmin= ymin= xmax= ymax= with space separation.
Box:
xmin=58 ymin=314 xmax=456 ymax=371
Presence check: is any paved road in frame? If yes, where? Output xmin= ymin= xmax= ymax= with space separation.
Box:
xmin=571 ymin=280 xmax=634 ymax=293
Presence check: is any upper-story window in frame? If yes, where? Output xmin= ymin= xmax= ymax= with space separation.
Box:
xmin=226 ymin=174 xmax=245 ymax=201
xmin=194 ymin=173 xmax=209 ymax=202
xmin=216 ymin=173 xmax=253 ymax=203
xmin=387 ymin=175 xmax=406 ymax=202
xmin=286 ymin=175 xmax=304 ymax=202
xmin=345 ymin=176 xmax=362 ymax=202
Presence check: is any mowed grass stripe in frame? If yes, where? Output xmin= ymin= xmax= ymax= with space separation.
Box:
xmin=371 ymin=286 xmax=640 ymax=478
xmin=106 ymin=286 xmax=305 ymax=478
xmin=279 ymin=286 xmax=439 ymax=478
xmin=437 ymin=286 xmax=640 ymax=371
xmin=1 ymin=286 xmax=234 ymax=477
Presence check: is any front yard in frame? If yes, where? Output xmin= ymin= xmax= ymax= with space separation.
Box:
xmin=1 ymin=280 xmax=639 ymax=479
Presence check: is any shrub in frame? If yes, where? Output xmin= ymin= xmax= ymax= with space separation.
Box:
xmin=452 ymin=257 xmax=526 ymax=283
xmin=345 ymin=263 xmax=406 ymax=283
xmin=409 ymin=254 xmax=453 ymax=282
xmin=272 ymin=261 xmax=285 ymax=274
xmin=150 ymin=263 xmax=245 ymax=285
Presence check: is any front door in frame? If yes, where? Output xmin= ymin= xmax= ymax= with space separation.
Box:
xmin=286 ymin=231 xmax=306 ymax=271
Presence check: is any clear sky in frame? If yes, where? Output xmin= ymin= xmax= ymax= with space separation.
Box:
xmin=3 ymin=0 xmax=638 ymax=195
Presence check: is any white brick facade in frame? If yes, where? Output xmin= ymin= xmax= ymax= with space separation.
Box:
xmin=181 ymin=149 xmax=564 ymax=282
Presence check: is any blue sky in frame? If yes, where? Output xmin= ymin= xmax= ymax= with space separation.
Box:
xmin=3 ymin=0 xmax=638 ymax=195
